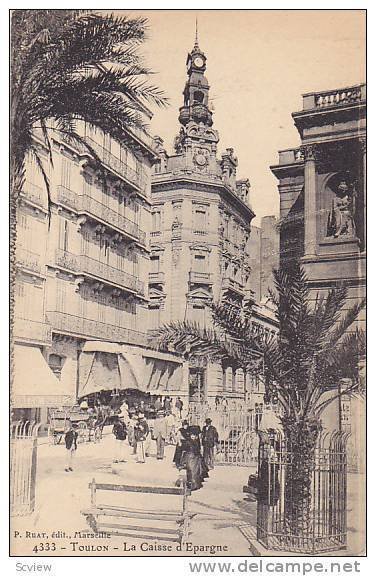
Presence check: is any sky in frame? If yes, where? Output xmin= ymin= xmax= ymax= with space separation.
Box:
xmin=126 ymin=9 xmax=365 ymax=225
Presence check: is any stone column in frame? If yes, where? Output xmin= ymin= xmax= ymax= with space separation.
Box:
xmin=360 ymin=137 xmax=366 ymax=250
xmin=302 ymin=145 xmax=318 ymax=257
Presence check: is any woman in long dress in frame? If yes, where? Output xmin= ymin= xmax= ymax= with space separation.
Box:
xmin=173 ymin=420 xmax=190 ymax=468
xmin=184 ymin=429 xmax=204 ymax=491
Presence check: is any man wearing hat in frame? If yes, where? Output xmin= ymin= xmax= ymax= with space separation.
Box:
xmin=112 ymin=415 xmax=127 ymax=463
xmin=153 ymin=410 xmax=168 ymax=460
xmin=64 ymin=421 xmax=78 ymax=472
xmin=201 ymin=418 xmax=219 ymax=470
xmin=134 ymin=412 xmax=150 ymax=463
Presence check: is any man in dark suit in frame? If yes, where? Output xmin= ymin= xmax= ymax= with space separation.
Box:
xmin=202 ymin=418 xmax=219 ymax=470
xmin=64 ymin=421 xmax=78 ymax=472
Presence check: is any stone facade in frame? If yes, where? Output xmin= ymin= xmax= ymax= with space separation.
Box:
xmin=150 ymin=37 xmax=274 ymax=404
xmin=270 ymin=83 xmax=366 ymax=328
xmin=13 ymin=118 xmax=159 ymax=420
xmin=270 ymin=84 xmax=366 ymax=466
xmin=249 ymin=216 xmax=279 ymax=301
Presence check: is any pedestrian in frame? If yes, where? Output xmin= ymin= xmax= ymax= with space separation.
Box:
xmin=154 ymin=396 xmax=162 ymax=412
xmin=202 ymin=418 xmax=219 ymax=470
xmin=173 ymin=419 xmax=190 ymax=468
xmin=221 ymin=396 xmax=228 ymax=412
xmin=183 ymin=428 xmax=205 ymax=491
xmin=112 ymin=415 xmax=127 ymax=463
xmin=175 ymin=396 xmax=183 ymax=418
xmin=153 ymin=410 xmax=168 ymax=460
xmin=127 ymin=411 xmax=138 ymax=453
xmin=165 ymin=410 xmax=176 ymax=444
xmin=135 ymin=412 xmax=150 ymax=463
xmin=64 ymin=421 xmax=78 ymax=472
xmin=215 ymin=395 xmax=220 ymax=409
xmin=119 ymin=400 xmax=130 ymax=425
xmin=164 ymin=396 xmax=172 ymax=413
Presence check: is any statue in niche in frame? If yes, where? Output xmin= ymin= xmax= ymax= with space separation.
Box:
xmin=327 ymin=180 xmax=357 ymax=238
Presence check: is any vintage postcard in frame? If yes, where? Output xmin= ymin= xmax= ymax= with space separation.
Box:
xmin=10 ymin=9 xmax=366 ymax=557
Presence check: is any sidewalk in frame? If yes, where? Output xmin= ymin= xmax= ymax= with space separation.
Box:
xmin=11 ymin=430 xmax=254 ymax=556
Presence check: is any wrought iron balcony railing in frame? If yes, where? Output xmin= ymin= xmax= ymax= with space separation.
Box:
xmin=54 ymin=249 xmax=145 ymax=296
xmin=16 ymin=248 xmax=42 ymax=275
xmin=47 ymin=310 xmax=147 ymax=346
xmin=84 ymin=136 xmax=148 ymax=195
xmin=56 ymin=187 xmax=146 ymax=246
xmin=20 ymin=181 xmax=46 ymax=209
xmin=13 ymin=317 xmax=52 ymax=345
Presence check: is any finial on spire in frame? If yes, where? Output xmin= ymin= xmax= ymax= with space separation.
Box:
xmin=194 ymin=17 xmax=199 ymax=48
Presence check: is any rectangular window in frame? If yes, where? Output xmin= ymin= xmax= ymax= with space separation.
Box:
xmin=61 ymin=157 xmax=71 ymax=189
xmin=194 ymin=209 xmax=206 ymax=232
xmin=152 ymin=210 xmax=161 ymax=231
xmin=150 ymin=255 xmax=160 ymax=273
xmin=58 ymin=219 xmax=70 ymax=252
xmin=149 ymin=306 xmax=160 ymax=329
xmin=192 ymin=304 xmax=205 ymax=325
xmin=194 ymin=254 xmax=206 ymax=272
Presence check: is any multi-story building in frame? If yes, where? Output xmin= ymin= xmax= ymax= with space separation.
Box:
xmin=150 ymin=36 xmax=276 ymax=406
xmin=12 ymin=114 xmax=172 ymax=421
xmin=270 ymin=83 xmax=366 ymax=468
xmin=249 ymin=215 xmax=279 ymax=301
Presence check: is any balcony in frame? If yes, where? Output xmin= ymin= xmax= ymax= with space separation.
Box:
xmin=222 ymin=277 xmax=246 ymax=297
xmin=189 ymin=271 xmax=213 ymax=285
xmin=16 ymin=248 xmax=43 ymax=275
xmin=47 ymin=310 xmax=147 ymax=347
xmin=302 ymin=84 xmax=366 ymax=111
xmin=56 ymin=187 xmax=146 ymax=246
xmin=13 ymin=317 xmax=52 ymax=345
xmin=54 ymin=249 xmax=145 ymax=297
xmin=83 ymin=136 xmax=148 ymax=196
xmin=148 ymin=271 xmax=165 ymax=284
xmin=20 ymin=181 xmax=47 ymax=210
xmin=193 ymin=229 xmax=208 ymax=236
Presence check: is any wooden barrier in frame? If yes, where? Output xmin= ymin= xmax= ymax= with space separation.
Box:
xmin=81 ymin=477 xmax=192 ymax=544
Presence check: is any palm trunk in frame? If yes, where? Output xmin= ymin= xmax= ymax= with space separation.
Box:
xmin=283 ymin=418 xmax=320 ymax=537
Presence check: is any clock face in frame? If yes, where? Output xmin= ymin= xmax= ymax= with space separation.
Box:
xmin=194 ymin=56 xmax=204 ymax=68
xmin=194 ymin=152 xmax=208 ymax=167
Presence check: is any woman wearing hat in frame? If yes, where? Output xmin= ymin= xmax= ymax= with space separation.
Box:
xmin=183 ymin=427 xmax=205 ymax=491
xmin=173 ymin=420 xmax=190 ymax=468
xmin=134 ymin=412 xmax=150 ymax=463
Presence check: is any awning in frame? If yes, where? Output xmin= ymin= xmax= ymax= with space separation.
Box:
xmin=12 ymin=345 xmax=75 ymax=408
xmin=78 ymin=345 xmax=184 ymax=397
xmin=78 ymin=351 xmax=122 ymax=397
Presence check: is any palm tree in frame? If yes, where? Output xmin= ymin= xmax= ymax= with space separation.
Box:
xmin=10 ymin=9 xmax=167 ymax=344
xmin=152 ymin=264 xmax=365 ymax=533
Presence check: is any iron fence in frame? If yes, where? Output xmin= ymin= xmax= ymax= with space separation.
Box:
xmin=10 ymin=421 xmax=40 ymax=516
xmin=188 ymin=403 xmax=260 ymax=466
xmin=256 ymin=430 xmax=349 ymax=554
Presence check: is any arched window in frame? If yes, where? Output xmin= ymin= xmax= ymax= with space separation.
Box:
xmin=193 ymin=90 xmax=204 ymax=104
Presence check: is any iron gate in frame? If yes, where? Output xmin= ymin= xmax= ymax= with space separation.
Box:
xmin=256 ymin=430 xmax=349 ymax=554
xmin=10 ymin=421 xmax=40 ymax=516
xmin=188 ymin=403 xmax=260 ymax=466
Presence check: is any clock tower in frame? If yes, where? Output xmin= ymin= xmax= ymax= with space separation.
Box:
xmin=176 ymin=28 xmax=219 ymax=171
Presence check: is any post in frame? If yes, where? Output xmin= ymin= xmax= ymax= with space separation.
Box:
xmin=303 ymin=145 xmax=318 ymax=257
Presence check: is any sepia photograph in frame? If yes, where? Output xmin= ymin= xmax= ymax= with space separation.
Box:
xmin=9 ymin=8 xmax=366 ymax=558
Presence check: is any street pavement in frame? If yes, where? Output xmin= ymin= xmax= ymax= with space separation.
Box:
xmin=11 ymin=428 xmax=255 ymax=556
xmin=11 ymin=428 xmax=365 ymax=557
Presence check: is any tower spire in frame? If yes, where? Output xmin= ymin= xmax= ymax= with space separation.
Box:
xmin=194 ymin=17 xmax=199 ymax=49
